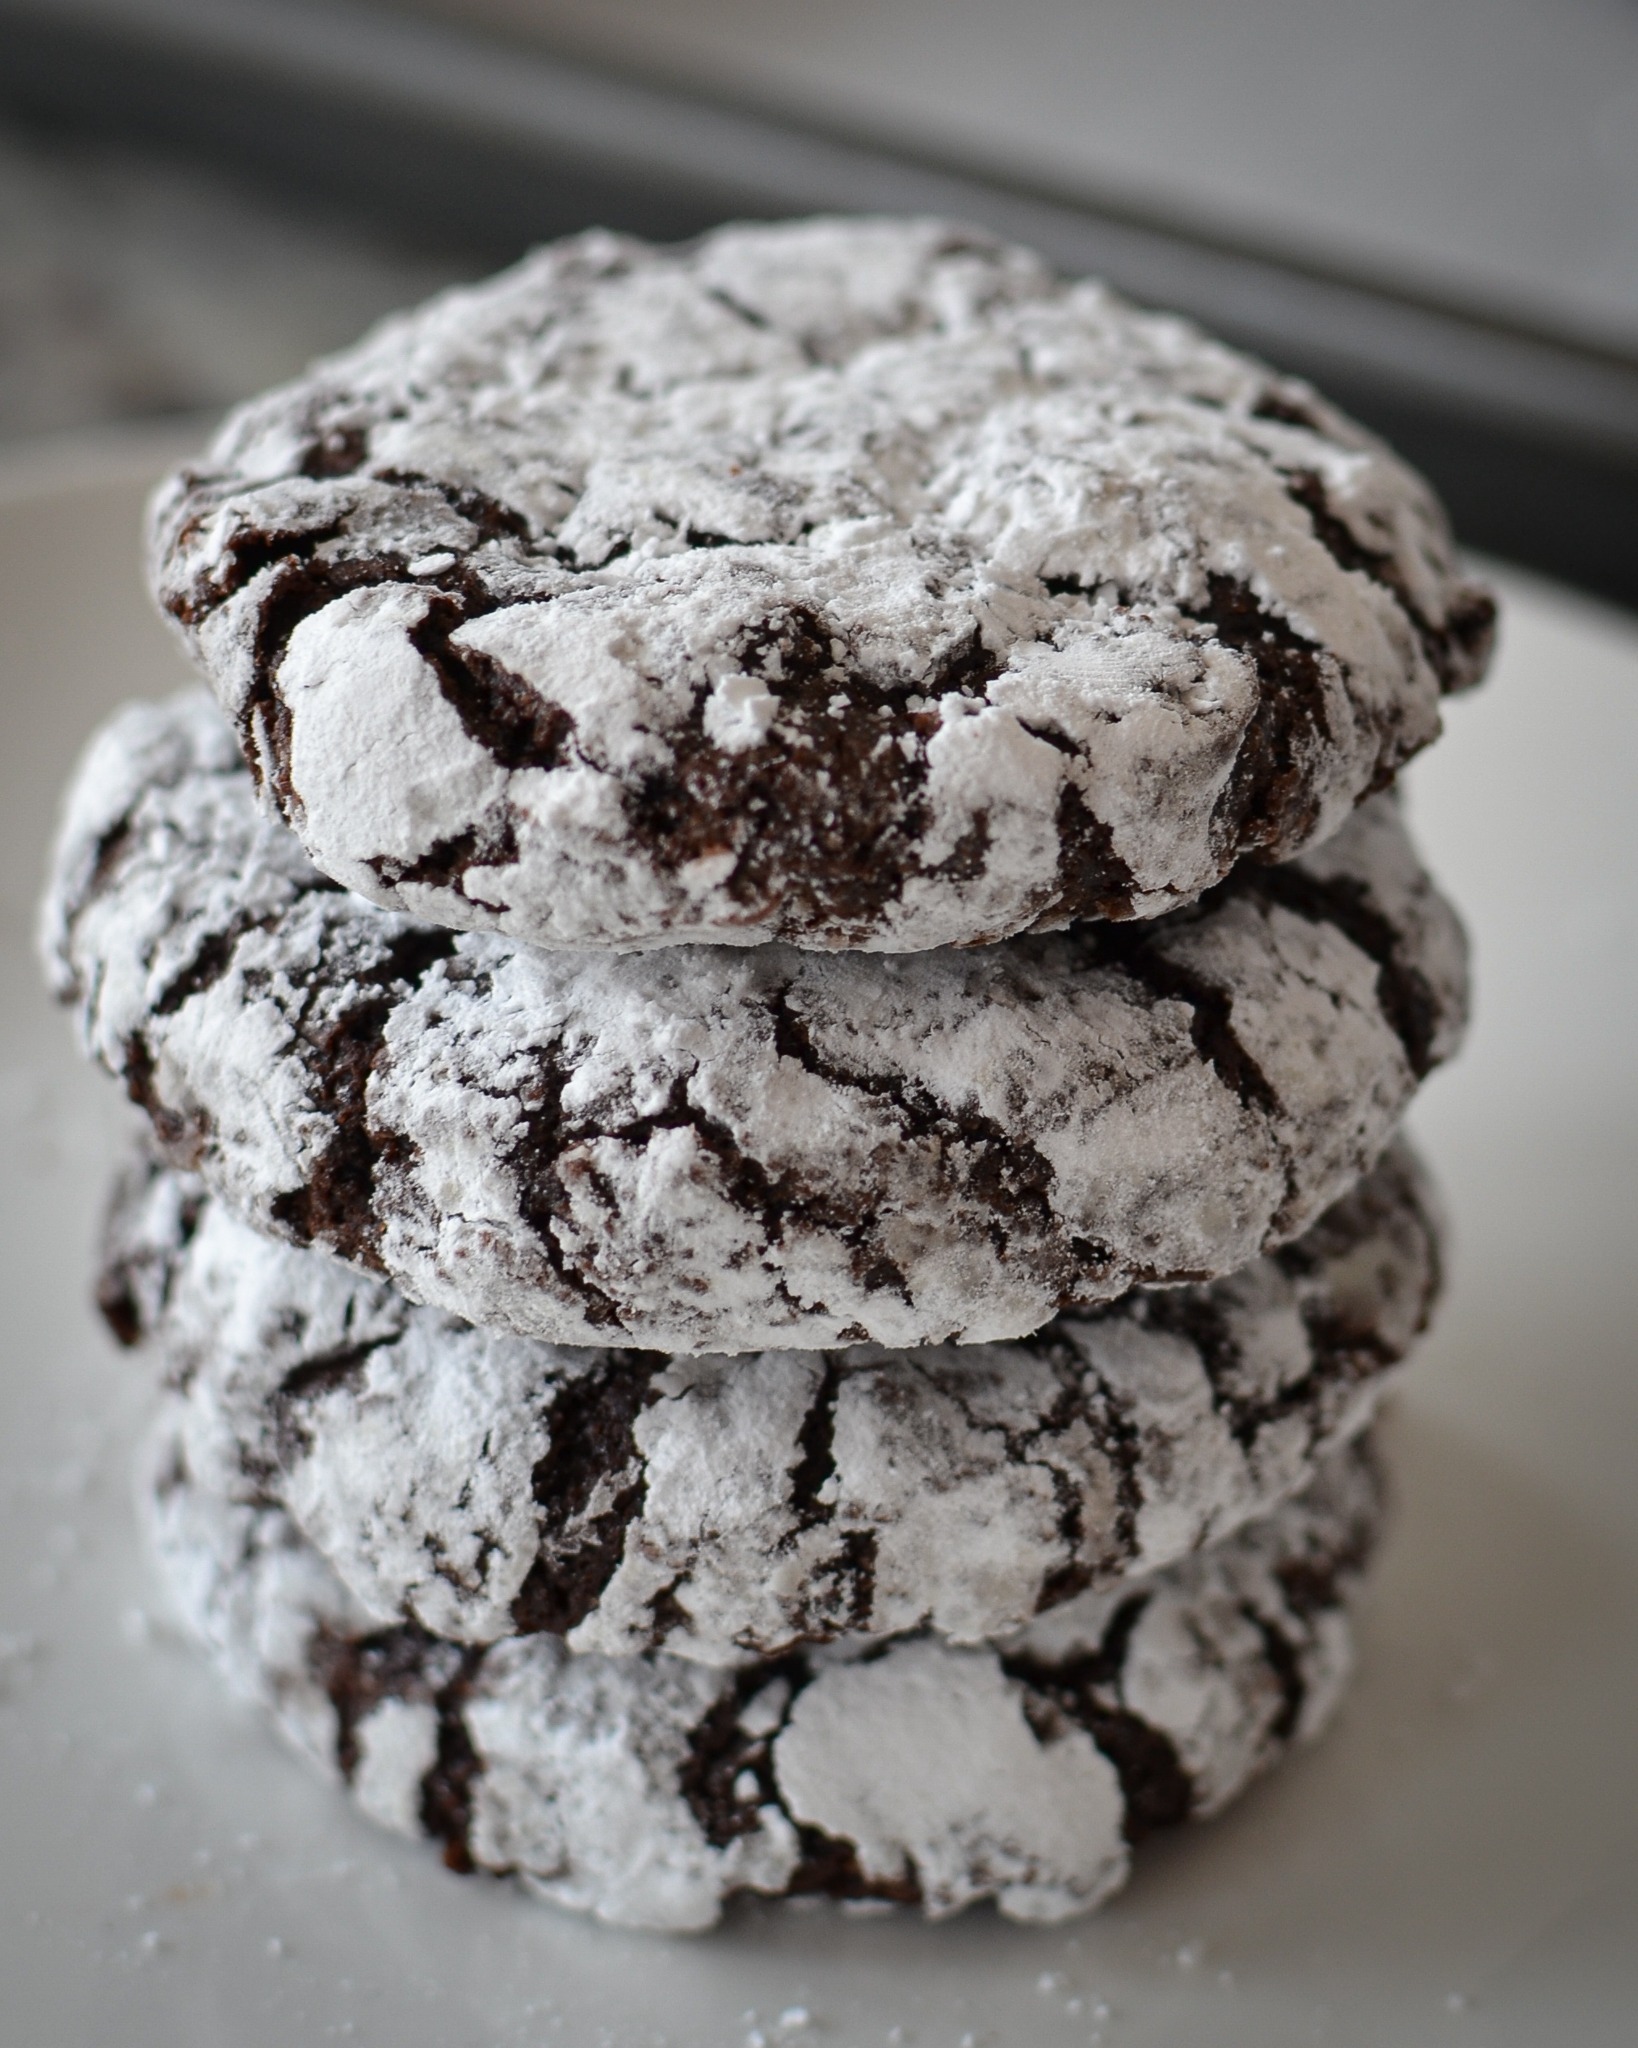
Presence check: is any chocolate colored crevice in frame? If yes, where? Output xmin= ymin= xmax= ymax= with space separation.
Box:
xmin=1285 ymin=469 xmax=1496 ymax=695
xmin=407 ymin=597 xmax=575 ymax=772
xmin=678 ymin=1664 xmax=927 ymax=1904
xmin=1194 ymin=573 xmax=1335 ymax=859
xmin=765 ymin=981 xmax=1065 ymax=1259
xmin=96 ymin=1270 xmax=149 ymax=1351
xmin=1005 ymin=1595 xmax=1195 ymax=1841
xmin=121 ymin=1032 xmax=209 ymax=1169
xmin=781 ymin=1353 xmax=880 ymax=1637
xmin=619 ymin=610 xmax=990 ymax=937
xmin=169 ymin=499 xmax=520 ymax=812
xmin=1248 ymin=859 xmax=1444 ymax=1079
xmin=676 ymin=1585 xmax=1209 ymax=1889
xmin=509 ymin=1361 xmax=661 ymax=1636
xmin=500 ymin=1056 xmax=851 ymax=1331
xmin=94 ymin=1153 xmax=206 ymax=1349
xmin=267 ymin=926 xmax=459 ymax=1268
xmin=311 ymin=1621 xmax=485 ymax=1873
xmin=249 ymin=555 xmax=497 ymax=811
xmin=1242 ymin=1608 xmax=1307 ymax=1745
xmin=677 ymin=1657 xmax=808 ymax=1851
xmin=506 ymin=1049 xmax=918 ymax=1329
xmin=269 ymin=1338 xmax=398 ymax=1467
xmin=1092 ymin=925 xmax=1284 ymax=1122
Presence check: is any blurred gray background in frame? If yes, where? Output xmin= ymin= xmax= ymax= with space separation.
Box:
xmin=443 ymin=0 xmax=1638 ymax=349
xmin=4 ymin=0 xmax=1637 ymax=601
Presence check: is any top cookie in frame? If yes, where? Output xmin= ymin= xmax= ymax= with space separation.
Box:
xmin=149 ymin=216 xmax=1493 ymax=954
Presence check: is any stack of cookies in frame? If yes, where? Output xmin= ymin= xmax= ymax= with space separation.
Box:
xmin=40 ymin=219 xmax=1490 ymax=1931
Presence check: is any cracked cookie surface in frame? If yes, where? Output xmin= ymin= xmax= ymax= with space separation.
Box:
xmin=148 ymin=216 xmax=1493 ymax=954
xmin=45 ymin=691 xmax=1466 ymax=1351
xmin=107 ymin=1142 xmax=1436 ymax=1662
xmin=143 ymin=1406 xmax=1381 ymax=1930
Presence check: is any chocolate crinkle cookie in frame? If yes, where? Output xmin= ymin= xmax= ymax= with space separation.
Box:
xmin=143 ymin=1408 xmax=1383 ymax=1931
xmin=105 ymin=1142 xmax=1436 ymax=1662
xmin=45 ymin=692 xmax=1465 ymax=1352
xmin=147 ymin=217 xmax=1493 ymax=954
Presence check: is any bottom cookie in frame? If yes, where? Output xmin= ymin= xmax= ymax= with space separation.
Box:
xmin=144 ymin=1416 xmax=1383 ymax=1931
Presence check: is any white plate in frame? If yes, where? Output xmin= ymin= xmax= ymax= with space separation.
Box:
xmin=1 ymin=432 xmax=1634 ymax=2048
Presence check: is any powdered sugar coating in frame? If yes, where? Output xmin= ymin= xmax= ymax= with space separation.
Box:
xmin=46 ymin=690 xmax=1466 ymax=1351
xmin=143 ymin=1411 xmax=1380 ymax=1930
xmin=149 ymin=217 xmax=1493 ymax=954
xmin=107 ymin=1142 xmax=1436 ymax=1661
